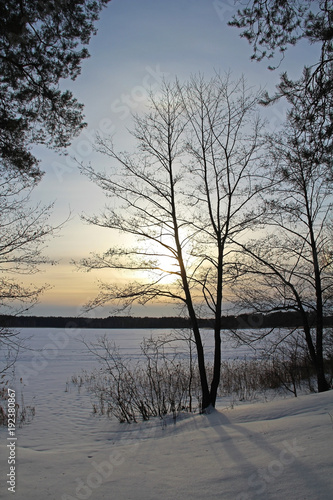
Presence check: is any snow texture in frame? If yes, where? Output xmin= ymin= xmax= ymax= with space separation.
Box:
xmin=1 ymin=328 xmax=332 ymax=499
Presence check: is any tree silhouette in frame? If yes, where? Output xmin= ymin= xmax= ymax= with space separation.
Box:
xmin=0 ymin=0 xmax=111 ymax=176
xmin=79 ymin=74 xmax=267 ymax=410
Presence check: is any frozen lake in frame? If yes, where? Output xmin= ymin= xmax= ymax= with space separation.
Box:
xmin=2 ymin=327 xmax=258 ymax=406
xmin=1 ymin=327 xmax=333 ymax=500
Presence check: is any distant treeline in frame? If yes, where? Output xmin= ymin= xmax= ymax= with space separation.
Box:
xmin=1 ymin=311 xmax=333 ymax=330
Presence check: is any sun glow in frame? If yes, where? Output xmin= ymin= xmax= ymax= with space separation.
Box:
xmin=153 ymin=253 xmax=181 ymax=284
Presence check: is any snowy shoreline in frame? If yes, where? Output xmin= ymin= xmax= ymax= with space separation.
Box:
xmin=1 ymin=328 xmax=333 ymax=499
xmin=1 ymin=390 xmax=332 ymax=500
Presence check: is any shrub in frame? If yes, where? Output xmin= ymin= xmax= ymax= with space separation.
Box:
xmin=75 ymin=335 xmax=201 ymax=423
xmin=74 ymin=330 xmax=331 ymax=423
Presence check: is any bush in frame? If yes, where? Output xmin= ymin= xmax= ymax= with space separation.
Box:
xmin=74 ymin=330 xmax=331 ymax=423
xmin=75 ymin=335 xmax=200 ymax=423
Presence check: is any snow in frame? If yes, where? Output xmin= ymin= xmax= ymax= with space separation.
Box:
xmin=1 ymin=328 xmax=333 ymax=499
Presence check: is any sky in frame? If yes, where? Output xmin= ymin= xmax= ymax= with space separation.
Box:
xmin=22 ymin=0 xmax=319 ymax=317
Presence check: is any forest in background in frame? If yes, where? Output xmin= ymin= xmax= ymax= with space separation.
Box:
xmin=1 ymin=311 xmax=333 ymax=330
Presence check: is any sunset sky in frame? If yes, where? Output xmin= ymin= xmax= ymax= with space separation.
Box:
xmin=25 ymin=0 xmax=319 ymax=317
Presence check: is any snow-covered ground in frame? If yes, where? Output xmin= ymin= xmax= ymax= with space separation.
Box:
xmin=1 ymin=328 xmax=332 ymax=499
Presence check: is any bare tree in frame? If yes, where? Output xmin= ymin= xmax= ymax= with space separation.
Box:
xmin=232 ymin=90 xmax=333 ymax=392
xmin=1 ymin=0 xmax=111 ymax=376
xmin=0 ymin=166 xmax=60 ymax=374
xmin=79 ymin=74 xmax=266 ymax=411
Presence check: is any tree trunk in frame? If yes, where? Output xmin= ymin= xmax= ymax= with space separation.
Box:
xmin=188 ymin=303 xmax=211 ymax=410
xmin=302 ymin=316 xmax=330 ymax=393
xmin=305 ymin=191 xmax=330 ymax=393
xmin=314 ymin=346 xmax=330 ymax=392
xmin=317 ymin=367 xmax=330 ymax=392
xmin=210 ymin=326 xmax=221 ymax=407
